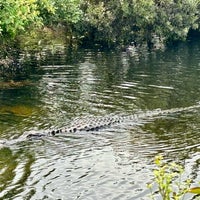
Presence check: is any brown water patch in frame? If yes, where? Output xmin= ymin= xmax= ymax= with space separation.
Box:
xmin=0 ymin=105 xmax=36 ymax=117
xmin=0 ymin=81 xmax=33 ymax=89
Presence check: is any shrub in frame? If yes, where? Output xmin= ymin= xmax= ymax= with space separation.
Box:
xmin=147 ymin=155 xmax=192 ymax=200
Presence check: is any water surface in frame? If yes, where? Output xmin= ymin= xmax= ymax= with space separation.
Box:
xmin=0 ymin=41 xmax=200 ymax=199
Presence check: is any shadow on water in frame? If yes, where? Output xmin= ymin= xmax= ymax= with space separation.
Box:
xmin=0 ymin=39 xmax=200 ymax=199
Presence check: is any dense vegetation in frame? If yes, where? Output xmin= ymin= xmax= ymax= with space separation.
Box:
xmin=0 ymin=0 xmax=200 ymax=48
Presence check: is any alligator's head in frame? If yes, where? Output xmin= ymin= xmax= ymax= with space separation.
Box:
xmin=0 ymin=139 xmax=7 ymax=148
xmin=21 ymin=131 xmax=47 ymax=140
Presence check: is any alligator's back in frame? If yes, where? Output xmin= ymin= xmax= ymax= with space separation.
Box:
xmin=0 ymin=102 xmax=200 ymax=147
xmin=45 ymin=102 xmax=200 ymax=136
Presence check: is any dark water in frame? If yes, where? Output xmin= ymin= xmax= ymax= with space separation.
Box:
xmin=0 ymin=40 xmax=200 ymax=199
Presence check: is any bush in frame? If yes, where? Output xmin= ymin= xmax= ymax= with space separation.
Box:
xmin=0 ymin=0 xmax=41 ymax=39
xmin=0 ymin=0 xmax=200 ymax=47
xmin=77 ymin=0 xmax=200 ymax=47
xmin=148 ymin=155 xmax=192 ymax=200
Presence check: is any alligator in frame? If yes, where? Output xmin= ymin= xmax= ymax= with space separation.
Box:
xmin=0 ymin=102 xmax=200 ymax=148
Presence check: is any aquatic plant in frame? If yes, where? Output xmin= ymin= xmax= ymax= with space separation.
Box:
xmin=147 ymin=155 xmax=192 ymax=200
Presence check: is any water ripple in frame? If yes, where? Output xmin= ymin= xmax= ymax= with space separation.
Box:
xmin=1 ymin=43 xmax=200 ymax=199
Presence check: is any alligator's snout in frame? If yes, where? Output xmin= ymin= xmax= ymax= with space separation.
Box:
xmin=23 ymin=132 xmax=47 ymax=139
xmin=0 ymin=139 xmax=7 ymax=148
xmin=26 ymin=133 xmax=46 ymax=139
xmin=0 ymin=139 xmax=6 ymax=144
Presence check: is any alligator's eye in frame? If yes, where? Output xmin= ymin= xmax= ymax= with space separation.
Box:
xmin=26 ymin=133 xmax=33 ymax=138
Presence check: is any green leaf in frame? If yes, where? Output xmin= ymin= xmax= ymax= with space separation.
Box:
xmin=188 ymin=187 xmax=200 ymax=194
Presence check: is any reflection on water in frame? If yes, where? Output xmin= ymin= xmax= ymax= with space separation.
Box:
xmin=0 ymin=148 xmax=35 ymax=199
xmin=1 ymin=40 xmax=200 ymax=199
